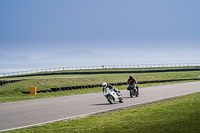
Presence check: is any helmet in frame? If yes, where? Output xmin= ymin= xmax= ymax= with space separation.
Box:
xmin=129 ymin=75 xmax=133 ymax=79
xmin=102 ymin=82 xmax=107 ymax=87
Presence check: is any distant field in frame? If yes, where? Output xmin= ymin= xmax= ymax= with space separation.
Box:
xmin=1 ymin=66 xmax=200 ymax=79
xmin=33 ymin=66 xmax=200 ymax=72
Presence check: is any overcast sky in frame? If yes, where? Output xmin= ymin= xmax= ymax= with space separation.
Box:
xmin=0 ymin=0 xmax=200 ymax=59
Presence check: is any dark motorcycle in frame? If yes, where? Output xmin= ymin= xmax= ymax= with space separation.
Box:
xmin=128 ymin=84 xmax=139 ymax=98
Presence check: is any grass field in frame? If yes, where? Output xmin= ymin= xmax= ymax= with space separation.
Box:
xmin=0 ymin=70 xmax=200 ymax=103
xmin=4 ymin=90 xmax=200 ymax=133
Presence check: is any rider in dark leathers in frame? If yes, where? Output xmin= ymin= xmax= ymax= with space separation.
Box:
xmin=127 ymin=75 xmax=138 ymax=92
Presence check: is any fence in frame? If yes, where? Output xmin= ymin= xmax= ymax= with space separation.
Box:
xmin=0 ymin=63 xmax=200 ymax=77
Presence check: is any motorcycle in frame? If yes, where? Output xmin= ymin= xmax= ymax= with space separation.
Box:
xmin=128 ymin=83 xmax=139 ymax=98
xmin=103 ymin=87 xmax=123 ymax=104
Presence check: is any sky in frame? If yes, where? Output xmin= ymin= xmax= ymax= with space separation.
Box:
xmin=0 ymin=0 xmax=200 ymax=60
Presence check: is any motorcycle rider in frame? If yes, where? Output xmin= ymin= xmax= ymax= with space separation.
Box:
xmin=127 ymin=75 xmax=138 ymax=92
xmin=102 ymin=82 xmax=120 ymax=96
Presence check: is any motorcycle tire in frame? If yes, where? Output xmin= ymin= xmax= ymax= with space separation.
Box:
xmin=107 ymin=94 xmax=115 ymax=104
xmin=119 ymin=100 xmax=123 ymax=103
xmin=130 ymin=90 xmax=133 ymax=98
xmin=136 ymin=90 xmax=139 ymax=97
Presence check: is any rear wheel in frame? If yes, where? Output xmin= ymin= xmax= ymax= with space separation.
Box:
xmin=107 ymin=95 xmax=115 ymax=104
xmin=119 ymin=100 xmax=123 ymax=103
xmin=119 ymin=97 xmax=123 ymax=103
xmin=136 ymin=88 xmax=139 ymax=97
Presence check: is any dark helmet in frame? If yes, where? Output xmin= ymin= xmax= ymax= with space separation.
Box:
xmin=129 ymin=75 xmax=133 ymax=79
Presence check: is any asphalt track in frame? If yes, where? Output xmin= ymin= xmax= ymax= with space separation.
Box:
xmin=0 ymin=82 xmax=200 ymax=132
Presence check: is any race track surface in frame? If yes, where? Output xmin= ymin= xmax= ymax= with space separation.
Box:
xmin=0 ymin=82 xmax=200 ymax=132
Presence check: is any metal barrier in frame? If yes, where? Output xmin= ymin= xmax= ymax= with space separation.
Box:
xmin=1 ymin=68 xmax=200 ymax=79
xmin=0 ymin=63 xmax=200 ymax=77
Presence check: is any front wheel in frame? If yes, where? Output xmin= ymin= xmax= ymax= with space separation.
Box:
xmin=107 ymin=95 xmax=115 ymax=104
xmin=130 ymin=90 xmax=133 ymax=98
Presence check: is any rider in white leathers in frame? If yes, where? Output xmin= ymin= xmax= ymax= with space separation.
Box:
xmin=102 ymin=82 xmax=120 ymax=96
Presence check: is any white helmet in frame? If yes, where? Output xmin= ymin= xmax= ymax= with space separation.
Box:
xmin=102 ymin=82 xmax=107 ymax=87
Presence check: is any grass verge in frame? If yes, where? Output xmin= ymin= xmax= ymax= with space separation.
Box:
xmin=5 ymin=91 xmax=200 ymax=133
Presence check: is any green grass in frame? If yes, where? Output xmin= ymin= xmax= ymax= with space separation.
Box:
xmin=5 ymin=90 xmax=200 ymax=133
xmin=0 ymin=71 xmax=200 ymax=103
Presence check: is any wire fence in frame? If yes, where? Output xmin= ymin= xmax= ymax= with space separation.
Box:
xmin=0 ymin=63 xmax=200 ymax=77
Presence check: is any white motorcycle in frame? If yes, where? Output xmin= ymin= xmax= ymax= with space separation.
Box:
xmin=103 ymin=87 xmax=123 ymax=104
